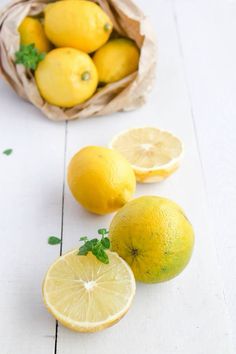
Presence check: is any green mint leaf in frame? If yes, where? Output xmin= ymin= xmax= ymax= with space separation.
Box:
xmin=77 ymin=229 xmax=110 ymax=264
xmin=15 ymin=44 xmax=45 ymax=70
xmin=91 ymin=241 xmax=101 ymax=253
xmin=91 ymin=242 xmax=109 ymax=264
xmin=78 ymin=244 xmax=89 ymax=256
xmin=98 ymin=228 xmax=109 ymax=236
xmin=90 ymin=238 xmax=98 ymax=246
xmin=94 ymin=247 xmax=109 ymax=264
xmin=84 ymin=241 xmax=93 ymax=252
xmin=101 ymin=237 xmax=110 ymax=249
xmin=48 ymin=236 xmax=61 ymax=245
xmin=78 ymin=240 xmax=93 ymax=256
xmin=80 ymin=236 xmax=88 ymax=242
xmin=3 ymin=149 xmax=13 ymax=156
xmin=38 ymin=52 xmax=46 ymax=61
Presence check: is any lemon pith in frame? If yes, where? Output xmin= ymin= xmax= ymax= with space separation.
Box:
xmin=43 ymin=250 xmax=136 ymax=332
xmin=67 ymin=146 xmax=136 ymax=215
xmin=35 ymin=48 xmax=98 ymax=107
xmin=109 ymin=196 xmax=194 ymax=283
xmin=44 ymin=0 xmax=113 ymax=53
xmin=110 ymin=127 xmax=183 ymax=183
xmin=93 ymin=38 xmax=140 ymax=83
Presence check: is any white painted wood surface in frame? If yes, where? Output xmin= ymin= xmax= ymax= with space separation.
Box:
xmin=0 ymin=0 xmax=235 ymax=353
xmin=173 ymin=0 xmax=236 ymax=350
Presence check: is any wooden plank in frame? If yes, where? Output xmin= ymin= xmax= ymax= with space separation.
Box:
xmin=173 ymin=0 xmax=236 ymax=349
xmin=56 ymin=0 xmax=233 ymax=353
xmin=0 ymin=82 xmax=65 ymax=353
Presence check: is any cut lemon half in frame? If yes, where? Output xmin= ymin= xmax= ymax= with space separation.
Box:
xmin=110 ymin=127 xmax=183 ymax=183
xmin=43 ymin=250 xmax=136 ymax=332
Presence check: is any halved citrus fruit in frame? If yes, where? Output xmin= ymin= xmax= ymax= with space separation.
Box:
xmin=43 ymin=250 xmax=136 ymax=332
xmin=110 ymin=127 xmax=183 ymax=183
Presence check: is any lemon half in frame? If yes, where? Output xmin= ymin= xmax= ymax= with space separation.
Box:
xmin=43 ymin=250 xmax=136 ymax=332
xmin=110 ymin=127 xmax=183 ymax=183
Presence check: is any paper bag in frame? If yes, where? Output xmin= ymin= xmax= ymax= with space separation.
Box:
xmin=0 ymin=0 xmax=156 ymax=121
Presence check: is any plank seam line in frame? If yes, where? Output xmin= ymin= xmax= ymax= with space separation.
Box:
xmin=171 ymin=1 xmax=233 ymax=350
xmin=54 ymin=120 xmax=68 ymax=354
xmin=171 ymin=0 xmax=208 ymax=196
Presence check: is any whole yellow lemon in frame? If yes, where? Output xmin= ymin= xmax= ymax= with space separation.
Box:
xmin=18 ymin=16 xmax=52 ymax=53
xmin=35 ymin=48 xmax=98 ymax=107
xmin=109 ymin=196 xmax=194 ymax=283
xmin=93 ymin=38 xmax=140 ymax=83
xmin=44 ymin=0 xmax=113 ymax=53
xmin=67 ymin=146 xmax=136 ymax=215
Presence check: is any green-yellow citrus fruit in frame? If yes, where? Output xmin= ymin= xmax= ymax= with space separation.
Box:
xmin=35 ymin=48 xmax=98 ymax=107
xmin=93 ymin=38 xmax=140 ymax=83
xmin=18 ymin=16 xmax=52 ymax=53
xmin=44 ymin=0 xmax=113 ymax=53
xmin=67 ymin=146 xmax=136 ymax=215
xmin=109 ymin=196 xmax=194 ymax=283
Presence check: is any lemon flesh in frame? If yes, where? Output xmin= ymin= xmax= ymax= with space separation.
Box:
xmin=18 ymin=16 xmax=52 ymax=53
xmin=110 ymin=196 xmax=194 ymax=283
xmin=110 ymin=127 xmax=183 ymax=183
xmin=35 ymin=48 xmax=98 ymax=107
xmin=43 ymin=250 xmax=136 ymax=332
xmin=67 ymin=146 xmax=136 ymax=215
xmin=44 ymin=0 xmax=113 ymax=53
xmin=93 ymin=38 xmax=140 ymax=83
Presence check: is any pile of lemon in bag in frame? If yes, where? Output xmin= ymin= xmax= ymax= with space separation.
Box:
xmin=16 ymin=0 xmax=140 ymax=107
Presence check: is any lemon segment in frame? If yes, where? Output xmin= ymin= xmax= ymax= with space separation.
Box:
xmin=93 ymin=38 xmax=140 ymax=83
xmin=43 ymin=250 xmax=136 ymax=332
xmin=109 ymin=196 xmax=194 ymax=283
xmin=35 ymin=48 xmax=98 ymax=107
xmin=18 ymin=16 xmax=52 ymax=53
xmin=67 ymin=146 xmax=136 ymax=215
xmin=110 ymin=127 xmax=183 ymax=183
xmin=44 ymin=0 xmax=113 ymax=53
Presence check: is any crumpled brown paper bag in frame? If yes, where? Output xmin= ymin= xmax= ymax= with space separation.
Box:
xmin=0 ymin=0 xmax=156 ymax=121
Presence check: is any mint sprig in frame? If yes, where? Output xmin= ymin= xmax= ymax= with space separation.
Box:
xmin=15 ymin=44 xmax=45 ymax=70
xmin=48 ymin=236 xmax=61 ymax=245
xmin=3 ymin=148 xmax=13 ymax=156
xmin=78 ymin=229 xmax=110 ymax=264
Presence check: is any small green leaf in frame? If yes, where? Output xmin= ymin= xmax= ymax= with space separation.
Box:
xmin=91 ymin=241 xmax=101 ymax=253
xmin=3 ymin=149 xmax=13 ymax=156
xmin=90 ymin=238 xmax=99 ymax=246
xmin=78 ymin=240 xmax=94 ymax=255
xmin=95 ymin=247 xmax=109 ymax=264
xmin=48 ymin=236 xmax=61 ymax=245
xmin=77 ymin=229 xmax=110 ymax=264
xmin=15 ymin=44 xmax=45 ymax=70
xmin=80 ymin=236 xmax=88 ymax=242
xmin=78 ymin=244 xmax=89 ymax=256
xmin=101 ymin=237 xmax=110 ymax=249
xmin=98 ymin=228 xmax=109 ymax=236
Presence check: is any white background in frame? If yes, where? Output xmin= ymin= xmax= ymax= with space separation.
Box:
xmin=0 ymin=0 xmax=235 ymax=353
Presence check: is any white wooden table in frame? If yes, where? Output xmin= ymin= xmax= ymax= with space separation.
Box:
xmin=0 ymin=0 xmax=235 ymax=353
